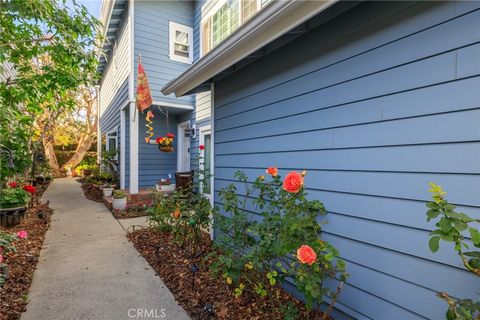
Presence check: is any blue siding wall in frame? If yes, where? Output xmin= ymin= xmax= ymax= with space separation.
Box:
xmin=134 ymin=0 xmax=194 ymax=107
xmin=100 ymin=78 xmax=129 ymax=134
xmin=138 ymin=109 xmax=178 ymax=188
xmin=213 ymin=2 xmax=480 ymax=319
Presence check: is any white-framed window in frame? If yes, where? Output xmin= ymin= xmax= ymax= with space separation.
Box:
xmin=105 ymin=130 xmax=118 ymax=160
xmin=169 ymin=21 xmax=193 ymax=64
xmin=201 ymin=0 xmax=268 ymax=56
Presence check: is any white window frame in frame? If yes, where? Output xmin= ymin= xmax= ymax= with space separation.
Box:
xmin=105 ymin=129 xmax=118 ymax=161
xmin=200 ymin=0 xmax=264 ymax=57
xmin=169 ymin=21 xmax=193 ymax=64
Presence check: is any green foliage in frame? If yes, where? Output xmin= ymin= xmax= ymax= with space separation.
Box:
xmin=112 ymin=190 xmax=126 ymax=199
xmin=0 ymin=231 xmax=19 ymax=286
xmin=58 ymin=151 xmax=96 ymax=168
xmin=0 ymin=0 xmax=101 ymax=181
xmin=148 ymin=150 xmax=213 ymax=255
xmin=0 ymin=187 xmax=30 ymax=208
xmin=426 ymin=183 xmax=480 ymax=319
xmin=211 ymin=170 xmax=348 ymax=315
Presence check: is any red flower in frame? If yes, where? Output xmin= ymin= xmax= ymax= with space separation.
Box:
xmin=23 ymin=185 xmax=36 ymax=194
xmin=266 ymin=167 xmax=278 ymax=177
xmin=297 ymin=245 xmax=317 ymax=265
xmin=282 ymin=172 xmax=303 ymax=193
xmin=8 ymin=182 xmax=17 ymax=188
xmin=166 ymin=133 xmax=175 ymax=139
xmin=156 ymin=137 xmax=165 ymax=144
xmin=199 ymin=145 xmax=205 ymax=150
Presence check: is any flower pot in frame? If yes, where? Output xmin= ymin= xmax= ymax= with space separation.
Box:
xmin=159 ymin=145 xmax=174 ymax=153
xmin=102 ymin=187 xmax=114 ymax=197
xmin=112 ymin=197 xmax=127 ymax=210
xmin=155 ymin=184 xmax=175 ymax=192
xmin=0 ymin=206 xmax=27 ymax=228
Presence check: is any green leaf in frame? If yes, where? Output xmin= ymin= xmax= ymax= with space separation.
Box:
xmin=438 ymin=218 xmax=452 ymax=233
xmin=426 ymin=209 xmax=441 ymax=221
xmin=429 ymin=236 xmax=440 ymax=253
xmin=463 ymin=251 xmax=480 ymax=258
xmin=454 ymin=221 xmax=468 ymax=232
xmin=469 ymin=228 xmax=480 ymax=246
xmin=468 ymin=258 xmax=480 ymax=269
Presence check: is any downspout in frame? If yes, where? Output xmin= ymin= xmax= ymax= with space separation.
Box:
xmin=128 ymin=0 xmax=138 ymax=193
xmin=96 ymin=85 xmax=101 ymax=164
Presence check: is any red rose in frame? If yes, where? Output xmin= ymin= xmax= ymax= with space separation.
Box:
xmin=282 ymin=172 xmax=303 ymax=193
xmin=199 ymin=145 xmax=205 ymax=150
xmin=297 ymin=245 xmax=317 ymax=265
xmin=266 ymin=167 xmax=278 ymax=177
xmin=8 ymin=182 xmax=17 ymax=188
xmin=23 ymin=185 xmax=36 ymax=194
xmin=166 ymin=133 xmax=175 ymax=139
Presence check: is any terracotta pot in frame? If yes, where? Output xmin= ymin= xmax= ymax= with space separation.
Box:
xmin=159 ymin=145 xmax=174 ymax=153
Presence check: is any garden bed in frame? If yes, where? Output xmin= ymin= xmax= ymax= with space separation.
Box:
xmin=127 ymin=228 xmax=326 ymax=320
xmin=80 ymin=183 xmax=103 ymax=202
xmin=0 ymin=202 xmax=53 ymax=320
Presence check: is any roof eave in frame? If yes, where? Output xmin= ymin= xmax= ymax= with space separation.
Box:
xmin=161 ymin=0 xmax=338 ymax=97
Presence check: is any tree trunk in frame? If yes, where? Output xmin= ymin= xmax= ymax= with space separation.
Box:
xmin=62 ymin=133 xmax=95 ymax=172
xmin=43 ymin=138 xmax=61 ymax=176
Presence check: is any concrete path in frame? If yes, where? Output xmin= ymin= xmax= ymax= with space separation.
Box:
xmin=22 ymin=178 xmax=190 ymax=320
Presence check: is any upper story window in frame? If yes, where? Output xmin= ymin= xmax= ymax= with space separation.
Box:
xmin=201 ymin=0 xmax=268 ymax=56
xmin=169 ymin=21 xmax=193 ymax=64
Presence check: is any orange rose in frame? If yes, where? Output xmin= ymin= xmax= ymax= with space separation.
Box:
xmin=172 ymin=208 xmax=181 ymax=219
xmin=297 ymin=245 xmax=317 ymax=265
xmin=266 ymin=167 xmax=278 ymax=177
xmin=283 ymin=172 xmax=304 ymax=193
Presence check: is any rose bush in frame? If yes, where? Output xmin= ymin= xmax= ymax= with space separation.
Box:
xmin=212 ymin=169 xmax=348 ymax=317
xmin=0 ymin=230 xmax=27 ymax=286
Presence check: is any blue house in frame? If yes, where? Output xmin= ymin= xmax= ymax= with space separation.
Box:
xmin=97 ymin=0 xmax=480 ymax=318
xmin=161 ymin=1 xmax=480 ymax=319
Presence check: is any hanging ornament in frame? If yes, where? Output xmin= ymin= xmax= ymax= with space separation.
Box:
xmin=145 ymin=110 xmax=154 ymax=143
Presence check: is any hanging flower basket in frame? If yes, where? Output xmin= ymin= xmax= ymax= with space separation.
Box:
xmin=156 ymin=133 xmax=175 ymax=153
xmin=159 ymin=145 xmax=174 ymax=153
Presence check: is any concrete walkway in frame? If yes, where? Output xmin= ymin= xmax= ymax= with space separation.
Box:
xmin=22 ymin=178 xmax=190 ymax=320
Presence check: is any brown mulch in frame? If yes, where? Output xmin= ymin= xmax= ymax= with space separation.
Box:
xmin=80 ymin=183 xmax=103 ymax=202
xmin=112 ymin=209 xmax=148 ymax=219
xmin=0 ymin=202 xmax=53 ymax=320
xmin=127 ymin=228 xmax=327 ymax=320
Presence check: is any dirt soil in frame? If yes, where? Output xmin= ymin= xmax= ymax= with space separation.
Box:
xmin=0 ymin=202 xmax=53 ymax=320
xmin=127 ymin=228 xmax=328 ymax=320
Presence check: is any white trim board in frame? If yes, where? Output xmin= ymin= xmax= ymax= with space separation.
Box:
xmin=176 ymin=120 xmax=191 ymax=172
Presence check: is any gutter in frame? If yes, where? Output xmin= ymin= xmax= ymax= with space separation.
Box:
xmin=161 ymin=0 xmax=337 ymax=97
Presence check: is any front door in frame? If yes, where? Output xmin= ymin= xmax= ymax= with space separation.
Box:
xmin=177 ymin=121 xmax=191 ymax=172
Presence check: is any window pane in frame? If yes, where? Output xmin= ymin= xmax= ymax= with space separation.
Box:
xmin=175 ymin=30 xmax=188 ymax=44
xmin=242 ymin=0 xmax=258 ymax=22
xmin=204 ymin=134 xmax=211 ymax=194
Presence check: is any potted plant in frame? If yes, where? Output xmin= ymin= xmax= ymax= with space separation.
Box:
xmin=112 ymin=190 xmax=127 ymax=211
xmin=155 ymin=133 xmax=175 ymax=152
xmin=0 ymin=183 xmax=31 ymax=227
xmin=102 ymin=184 xmax=114 ymax=197
xmin=155 ymin=178 xmax=175 ymax=192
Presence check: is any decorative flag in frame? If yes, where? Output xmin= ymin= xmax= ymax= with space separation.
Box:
xmin=136 ymin=56 xmax=152 ymax=112
xmin=145 ymin=111 xmax=155 ymax=143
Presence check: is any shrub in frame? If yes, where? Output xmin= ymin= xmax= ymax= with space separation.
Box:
xmin=113 ymin=190 xmax=126 ymax=199
xmin=0 ymin=187 xmax=31 ymax=208
xmin=426 ymin=183 xmax=480 ymax=319
xmin=211 ymin=169 xmax=347 ymax=316
xmin=0 ymin=230 xmax=27 ymax=287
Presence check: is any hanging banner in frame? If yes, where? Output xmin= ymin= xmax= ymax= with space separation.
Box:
xmin=136 ymin=56 xmax=152 ymax=113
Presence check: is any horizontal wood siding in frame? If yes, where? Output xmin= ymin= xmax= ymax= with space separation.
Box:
xmin=100 ymin=78 xmax=128 ymax=134
xmin=213 ymin=2 xmax=480 ymax=319
xmin=134 ymin=0 xmax=194 ymax=107
xmin=99 ymin=16 xmax=130 ymax=118
xmin=138 ymin=109 xmax=178 ymax=188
